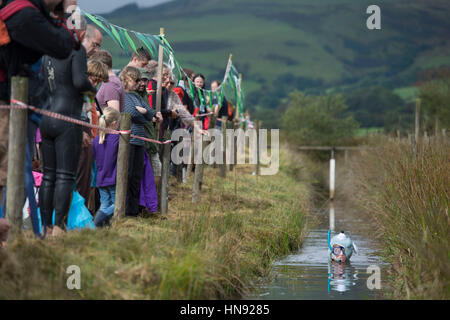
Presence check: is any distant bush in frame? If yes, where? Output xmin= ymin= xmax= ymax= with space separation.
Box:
xmin=281 ymin=90 xmax=359 ymax=146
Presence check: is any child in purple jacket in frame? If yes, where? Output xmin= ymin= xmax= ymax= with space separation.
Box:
xmin=92 ymin=107 xmax=121 ymax=227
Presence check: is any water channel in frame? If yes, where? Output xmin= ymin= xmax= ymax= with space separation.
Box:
xmin=246 ymin=199 xmax=389 ymax=300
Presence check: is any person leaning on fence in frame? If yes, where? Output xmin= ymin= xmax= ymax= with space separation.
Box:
xmin=125 ymin=46 xmax=151 ymax=70
xmin=136 ymin=66 xmax=162 ymax=178
xmin=136 ymin=66 xmax=162 ymax=181
xmin=39 ymin=15 xmax=97 ymax=237
xmin=82 ymin=24 xmax=102 ymax=58
xmin=119 ymin=66 xmax=162 ymax=217
xmin=174 ymin=71 xmax=195 ymax=116
xmin=76 ymin=58 xmax=108 ymax=210
xmin=192 ymin=73 xmax=211 ymax=130
xmin=143 ymin=61 xmax=165 ymax=188
xmin=92 ymin=107 xmax=120 ymax=228
xmin=0 ymin=0 xmax=81 ymax=209
xmin=210 ymin=80 xmax=233 ymax=129
xmin=93 ymin=49 xmax=126 ymax=113
xmin=86 ymin=58 xmax=109 ymax=137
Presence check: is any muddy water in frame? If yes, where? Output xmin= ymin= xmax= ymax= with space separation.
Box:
xmin=246 ymin=201 xmax=388 ymax=300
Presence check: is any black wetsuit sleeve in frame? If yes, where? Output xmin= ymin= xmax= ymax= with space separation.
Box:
xmin=71 ymin=47 xmax=96 ymax=94
xmin=8 ymin=8 xmax=74 ymax=60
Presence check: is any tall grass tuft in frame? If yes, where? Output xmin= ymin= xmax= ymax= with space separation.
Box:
xmin=349 ymin=137 xmax=449 ymax=299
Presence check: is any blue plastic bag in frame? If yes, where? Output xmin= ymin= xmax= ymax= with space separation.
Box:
xmin=37 ymin=191 xmax=95 ymax=233
xmin=66 ymin=191 xmax=96 ymax=231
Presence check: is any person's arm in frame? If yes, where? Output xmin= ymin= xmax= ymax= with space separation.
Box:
xmin=106 ymin=100 xmax=120 ymax=112
xmin=72 ymin=47 xmax=96 ymax=94
xmin=124 ymin=95 xmax=150 ymax=125
xmin=8 ymin=8 xmax=75 ymax=60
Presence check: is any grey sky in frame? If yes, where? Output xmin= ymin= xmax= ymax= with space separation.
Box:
xmin=78 ymin=0 xmax=172 ymax=14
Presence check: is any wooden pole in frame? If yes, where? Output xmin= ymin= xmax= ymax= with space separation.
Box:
xmin=210 ymin=113 xmax=217 ymax=130
xmin=207 ymin=114 xmax=217 ymax=168
xmin=192 ymin=129 xmax=203 ymax=203
xmin=155 ymin=27 xmax=165 ymax=141
xmin=220 ymin=116 xmax=227 ymax=178
xmin=415 ymin=98 xmax=421 ymax=144
xmin=114 ymin=113 xmax=131 ymax=219
xmin=198 ymin=139 xmax=206 ymax=191
xmin=434 ymin=115 xmax=439 ymax=137
xmin=160 ymin=130 xmax=171 ymax=214
xmin=6 ymin=77 xmax=28 ymax=237
xmin=233 ymin=121 xmax=238 ymax=196
xmin=255 ymin=120 xmax=260 ymax=179
xmin=186 ymin=131 xmax=194 ymax=178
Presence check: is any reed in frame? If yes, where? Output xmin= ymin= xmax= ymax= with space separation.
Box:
xmin=349 ymin=136 xmax=449 ymax=299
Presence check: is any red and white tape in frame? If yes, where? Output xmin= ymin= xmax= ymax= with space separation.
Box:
xmin=1 ymin=99 xmax=171 ymax=145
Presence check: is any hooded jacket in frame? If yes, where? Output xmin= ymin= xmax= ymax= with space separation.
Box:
xmin=0 ymin=0 xmax=75 ymax=102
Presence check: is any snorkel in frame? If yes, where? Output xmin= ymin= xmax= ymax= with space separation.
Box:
xmin=328 ymin=230 xmax=350 ymax=263
xmin=327 ymin=230 xmax=333 ymax=251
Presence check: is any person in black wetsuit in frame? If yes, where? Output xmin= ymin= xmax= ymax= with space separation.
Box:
xmin=0 ymin=0 xmax=79 ymax=209
xmin=39 ymin=17 xmax=96 ymax=237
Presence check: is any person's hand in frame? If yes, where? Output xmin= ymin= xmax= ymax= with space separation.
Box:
xmin=152 ymin=112 xmax=162 ymax=123
xmin=172 ymin=110 xmax=179 ymax=118
xmin=88 ymin=76 xmax=100 ymax=88
xmin=199 ymin=129 xmax=209 ymax=136
xmin=136 ymin=106 xmax=147 ymax=114
xmin=82 ymin=132 xmax=91 ymax=148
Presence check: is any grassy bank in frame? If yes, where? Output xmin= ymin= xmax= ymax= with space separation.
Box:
xmin=0 ymin=146 xmax=310 ymax=299
xmin=349 ymin=137 xmax=449 ymax=299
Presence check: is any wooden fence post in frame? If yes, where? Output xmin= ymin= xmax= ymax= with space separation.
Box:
xmin=229 ymin=120 xmax=234 ymax=172
xmin=233 ymin=121 xmax=238 ymax=196
xmin=187 ymin=131 xmax=194 ymax=178
xmin=220 ymin=116 xmax=227 ymax=178
xmin=209 ymin=113 xmax=217 ymax=169
xmin=155 ymin=27 xmax=165 ymax=141
xmin=6 ymin=77 xmax=28 ymax=237
xmin=114 ymin=113 xmax=131 ymax=219
xmin=413 ymin=98 xmax=421 ymax=156
xmin=160 ymin=130 xmax=171 ymax=214
xmin=192 ymin=128 xmax=204 ymax=203
xmin=255 ymin=120 xmax=260 ymax=179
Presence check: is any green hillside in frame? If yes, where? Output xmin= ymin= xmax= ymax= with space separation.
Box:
xmin=94 ymin=0 xmax=450 ymax=109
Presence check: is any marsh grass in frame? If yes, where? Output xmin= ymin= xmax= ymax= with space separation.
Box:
xmin=0 ymin=146 xmax=311 ymax=300
xmin=348 ymin=136 xmax=449 ymax=299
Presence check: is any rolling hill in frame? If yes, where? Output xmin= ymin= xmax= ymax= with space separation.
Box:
xmin=94 ymin=0 xmax=450 ymax=109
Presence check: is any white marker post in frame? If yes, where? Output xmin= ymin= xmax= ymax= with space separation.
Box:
xmin=330 ymin=199 xmax=335 ymax=232
xmin=329 ymin=148 xmax=336 ymax=231
xmin=330 ymin=148 xmax=335 ymax=200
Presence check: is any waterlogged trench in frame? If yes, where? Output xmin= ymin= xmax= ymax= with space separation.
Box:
xmin=246 ymin=200 xmax=388 ymax=300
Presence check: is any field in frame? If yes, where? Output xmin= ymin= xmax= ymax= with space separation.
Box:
xmin=0 ymin=146 xmax=312 ymax=299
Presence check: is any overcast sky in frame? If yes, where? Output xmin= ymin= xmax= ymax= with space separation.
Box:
xmin=78 ymin=0 xmax=172 ymax=14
